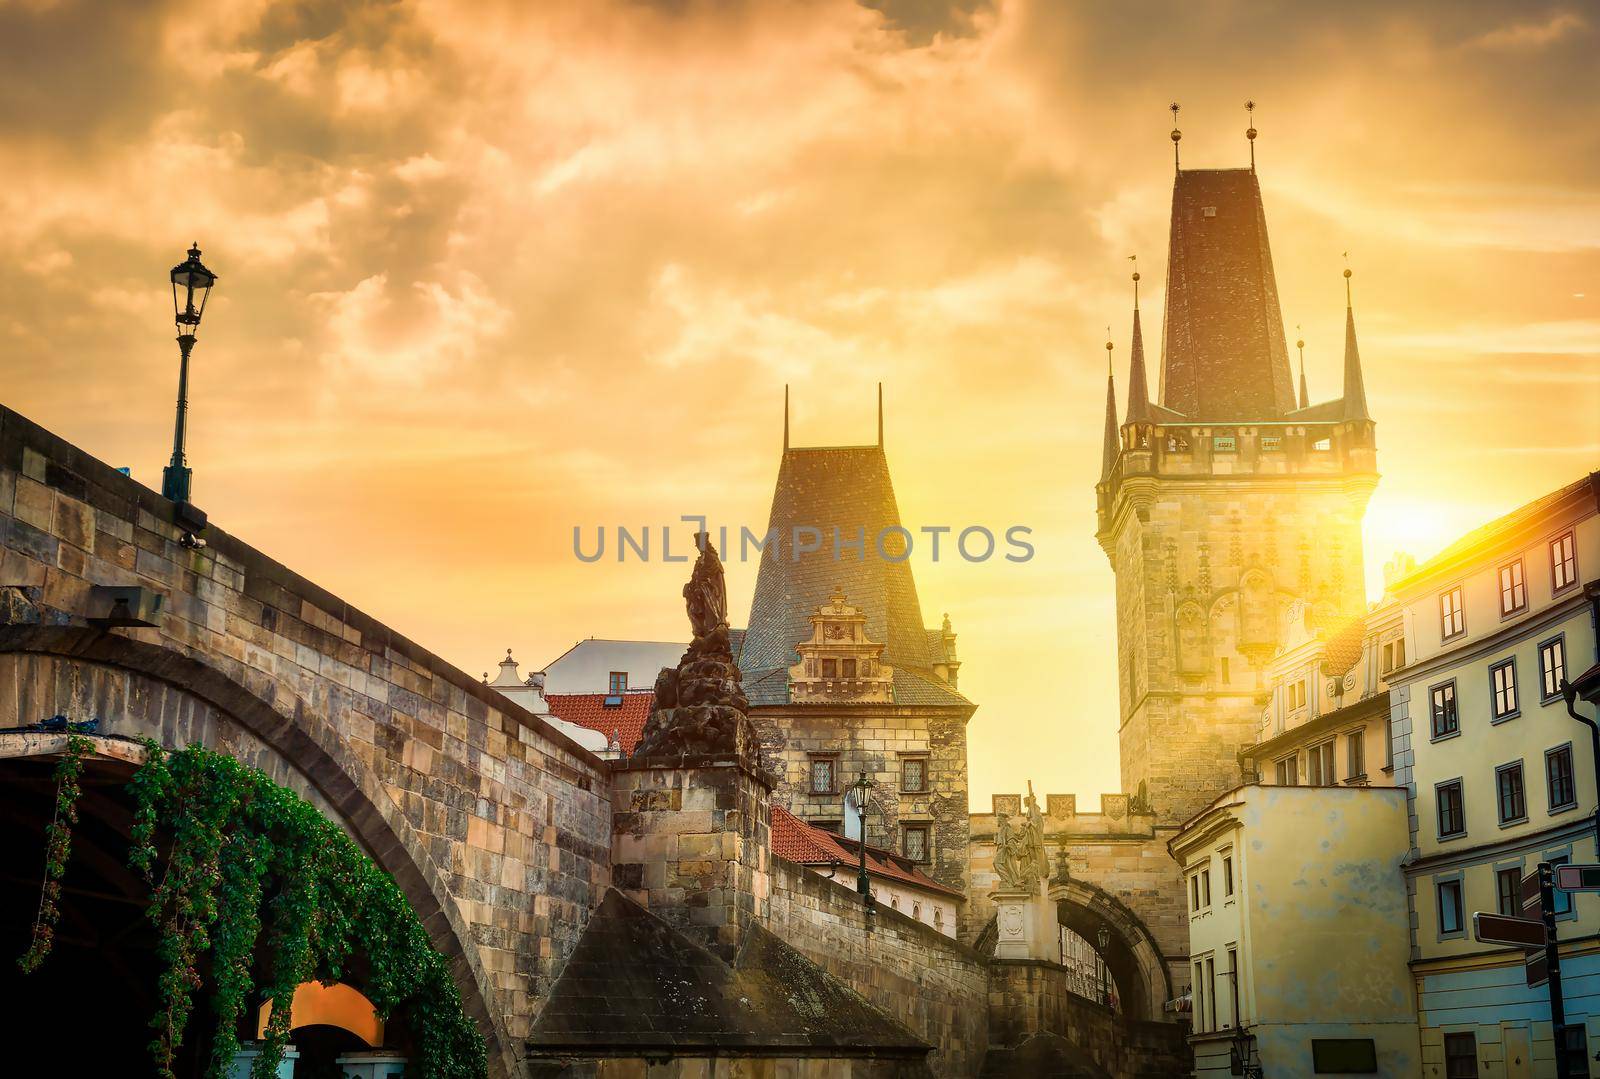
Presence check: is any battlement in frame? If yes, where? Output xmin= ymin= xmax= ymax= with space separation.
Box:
xmin=970 ymin=792 xmax=1159 ymax=840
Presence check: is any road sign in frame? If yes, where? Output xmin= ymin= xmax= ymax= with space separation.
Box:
xmin=1555 ymin=863 xmax=1600 ymax=892
xmin=1475 ymin=912 xmax=1549 ymax=949
xmin=1522 ymin=869 xmax=1544 ymax=916
xmin=1527 ymin=949 xmax=1549 ymax=990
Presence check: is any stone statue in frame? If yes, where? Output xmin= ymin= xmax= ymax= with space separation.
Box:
xmin=1128 ymin=779 xmax=1154 ymax=816
xmin=1023 ymin=780 xmax=1048 ymax=881
xmin=993 ymin=812 xmax=1023 ymax=890
xmin=633 ymin=534 xmax=758 ymax=760
xmin=992 ymin=782 xmax=1050 ymax=891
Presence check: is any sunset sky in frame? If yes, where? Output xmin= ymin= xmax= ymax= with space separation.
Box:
xmin=2 ymin=0 xmax=1597 ymax=805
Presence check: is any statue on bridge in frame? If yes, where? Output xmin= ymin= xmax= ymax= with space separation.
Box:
xmin=633 ymin=533 xmax=759 ymax=762
xmin=993 ymin=780 xmax=1050 ymax=891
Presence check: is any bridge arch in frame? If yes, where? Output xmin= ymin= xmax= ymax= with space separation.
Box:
xmin=1047 ymin=876 xmax=1173 ymax=1022
xmin=0 ymin=627 xmax=508 ymax=1073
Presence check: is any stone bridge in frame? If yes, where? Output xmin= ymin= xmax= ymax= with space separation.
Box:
xmin=0 ymin=405 xmax=612 ymax=1078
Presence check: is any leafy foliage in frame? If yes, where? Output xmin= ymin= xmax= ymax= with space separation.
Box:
xmin=16 ymin=733 xmax=94 ymax=973
xmin=30 ymin=739 xmax=486 ymax=1079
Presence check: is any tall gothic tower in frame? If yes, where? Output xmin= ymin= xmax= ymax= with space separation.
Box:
xmin=1095 ymin=154 xmax=1378 ymax=826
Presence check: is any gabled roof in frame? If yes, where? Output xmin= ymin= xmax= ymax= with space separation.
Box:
xmin=770 ymin=806 xmax=965 ymax=899
xmin=526 ymin=888 xmax=928 ymax=1056
xmin=545 ymin=691 xmax=654 ymax=753
xmin=1159 ymin=168 xmax=1297 ymax=420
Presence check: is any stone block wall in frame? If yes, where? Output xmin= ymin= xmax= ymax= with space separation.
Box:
xmin=768 ymin=856 xmax=988 ymax=1078
xmin=754 ymin=704 xmax=971 ymax=909
xmin=609 ymin=757 xmax=771 ymax=962
xmin=987 ymin=959 xmax=1189 ymax=1078
xmin=0 ymin=405 xmax=612 ymax=1074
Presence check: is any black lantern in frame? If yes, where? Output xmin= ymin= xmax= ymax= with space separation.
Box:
xmin=1096 ymin=927 xmax=1111 ymax=1005
xmin=161 ymin=243 xmax=217 ymax=506
xmin=1230 ymin=1027 xmax=1262 ymax=1078
xmin=848 ymin=770 xmax=874 ymax=907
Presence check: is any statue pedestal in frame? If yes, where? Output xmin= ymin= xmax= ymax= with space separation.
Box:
xmin=991 ymin=886 xmax=1055 ymax=961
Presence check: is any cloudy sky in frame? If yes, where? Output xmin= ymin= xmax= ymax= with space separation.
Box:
xmin=3 ymin=0 xmax=1597 ymax=805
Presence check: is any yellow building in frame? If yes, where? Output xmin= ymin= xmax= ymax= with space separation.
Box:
xmin=1170 ymin=783 xmax=1419 ymax=1076
xmin=1388 ymin=473 xmax=1600 ymax=1077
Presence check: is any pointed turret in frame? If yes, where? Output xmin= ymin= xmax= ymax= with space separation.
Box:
xmin=1124 ymin=273 xmax=1154 ymax=425
xmin=1100 ymin=341 xmax=1119 ymax=483
xmin=1341 ymin=269 xmax=1371 ymax=422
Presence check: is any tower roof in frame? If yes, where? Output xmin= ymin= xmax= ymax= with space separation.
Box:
xmin=1100 ymin=369 xmax=1119 ymax=483
xmin=1124 ymin=306 xmax=1154 ymax=424
xmin=1341 ymin=274 xmax=1371 ymax=422
xmin=739 ymin=443 xmax=932 ymax=676
xmin=1159 ymin=168 xmax=1296 ymax=419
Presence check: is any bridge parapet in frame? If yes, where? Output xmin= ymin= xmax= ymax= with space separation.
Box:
xmin=0 ymin=405 xmax=611 ymax=1077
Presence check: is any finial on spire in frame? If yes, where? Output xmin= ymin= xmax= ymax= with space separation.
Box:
xmin=783 ymin=384 xmax=790 ymax=450
xmin=877 ymin=382 xmax=884 ymax=448
xmin=1129 ymin=254 xmax=1140 ymax=310
xmin=1245 ymin=100 xmax=1257 ymax=171
xmin=1343 ymin=253 xmax=1353 ymax=306
xmin=1105 ymin=330 xmax=1114 ymax=376
xmin=1170 ymin=102 xmax=1182 ymax=171
xmin=1295 ymin=324 xmax=1309 ymax=410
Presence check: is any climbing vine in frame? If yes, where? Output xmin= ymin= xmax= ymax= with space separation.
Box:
xmin=16 ymin=732 xmax=94 ymax=973
xmin=28 ymin=740 xmax=486 ymax=1079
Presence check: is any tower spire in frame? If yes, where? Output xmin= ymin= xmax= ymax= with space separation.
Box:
xmin=1101 ymin=338 xmax=1119 ymax=483
xmin=1245 ymin=100 xmax=1257 ymax=172
xmin=1170 ymin=102 xmax=1182 ymax=173
xmin=1295 ymin=326 xmax=1309 ymax=409
xmin=783 ymin=384 xmax=790 ymax=450
xmin=1341 ymin=266 xmax=1371 ymax=422
xmin=1124 ymin=268 xmax=1153 ymax=425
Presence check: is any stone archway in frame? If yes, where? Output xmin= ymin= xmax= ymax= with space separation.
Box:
xmin=0 ymin=628 xmax=509 ymax=1074
xmin=1047 ymin=877 xmax=1173 ymax=1022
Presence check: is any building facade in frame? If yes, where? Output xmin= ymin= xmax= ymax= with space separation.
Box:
xmin=1170 ymin=784 xmax=1419 ymax=1076
xmin=1388 ymin=473 xmax=1600 ymax=1076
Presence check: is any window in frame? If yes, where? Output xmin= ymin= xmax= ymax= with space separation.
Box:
xmin=809 ymin=756 xmax=836 ymax=794
xmin=1309 ymin=741 xmax=1335 ymax=785
xmin=1193 ymin=960 xmax=1207 ymax=1032
xmin=1275 ymin=755 xmax=1297 ymax=786
xmin=1313 ymin=1040 xmax=1379 ymax=1073
xmin=1312 ymin=437 xmax=1331 ymax=451
xmin=1213 ymin=435 xmax=1237 ymax=453
xmin=1346 ymin=731 xmax=1365 ymax=778
xmin=1430 ymin=682 xmax=1458 ymax=739
xmin=1547 ymin=744 xmax=1577 ymax=811
xmin=1226 ymin=947 xmax=1240 ymax=1028
xmin=1201 ymin=869 xmax=1212 ymax=907
xmin=841 ymin=658 xmax=857 ymax=678
xmin=1490 ymin=659 xmax=1519 ymax=720
xmin=813 ymin=819 xmax=842 ymax=834
xmin=1436 ymin=780 xmax=1465 ymax=838
xmin=1551 ymin=530 xmax=1578 ymax=592
xmin=1443 ymin=1033 xmax=1477 ymax=1078
xmin=1437 ymin=878 xmax=1464 ymax=935
xmin=1496 ymin=762 xmax=1527 ymax=824
xmin=821 ymin=658 xmax=837 ymax=678
xmin=1499 ymin=560 xmax=1527 ymax=615
xmin=1204 ymin=956 xmax=1217 ymax=1030
xmin=912 ymin=902 xmax=921 ymax=920
xmin=1539 ymin=636 xmax=1566 ymax=701
xmin=933 ymin=908 xmax=943 ymax=932
xmin=1497 ymin=867 xmax=1522 ymax=916
xmin=1384 ymin=718 xmax=1394 ymax=770
xmin=1260 ymin=435 xmax=1281 ymax=452
xmin=1222 ymin=854 xmax=1235 ymax=897
xmin=1220 ymin=656 xmax=1230 ymax=683
xmin=1550 ymin=856 xmax=1573 ymax=916
xmin=1381 ymin=637 xmax=1406 ymax=674
xmin=1439 ymin=587 xmax=1465 ymax=639
xmin=607 ymin=671 xmax=627 ymax=694
xmin=1287 ymin=679 xmax=1307 ymax=711
xmin=902 ymin=824 xmax=928 ymax=863
xmin=900 ymin=757 xmax=927 ymax=793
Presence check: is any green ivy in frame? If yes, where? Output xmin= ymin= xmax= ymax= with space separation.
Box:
xmin=16 ymin=732 xmax=94 ymax=973
xmin=29 ymin=739 xmax=486 ymax=1079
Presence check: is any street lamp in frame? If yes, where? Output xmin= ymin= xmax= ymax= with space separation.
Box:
xmin=161 ymin=243 xmax=217 ymax=506
xmin=1231 ymin=1027 xmax=1262 ymax=1078
xmin=848 ymin=770 xmax=875 ymax=911
xmin=1096 ymin=927 xmax=1110 ymax=1006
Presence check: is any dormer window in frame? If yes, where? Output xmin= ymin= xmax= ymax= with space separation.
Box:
xmin=842 ymin=658 xmax=857 ymax=678
xmin=608 ymin=671 xmax=627 ymax=695
xmin=821 ymin=659 xmax=837 ymax=678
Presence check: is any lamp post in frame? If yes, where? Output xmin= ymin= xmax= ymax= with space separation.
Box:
xmin=1096 ymin=927 xmax=1110 ymax=1006
xmin=161 ymin=243 xmax=217 ymax=505
xmin=1231 ymin=1027 xmax=1262 ymax=1079
xmin=849 ymin=770 xmax=874 ymax=910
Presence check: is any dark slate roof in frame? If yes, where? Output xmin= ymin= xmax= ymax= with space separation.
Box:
xmin=526 ymin=888 xmax=928 ymax=1056
xmin=1159 ymin=168 xmax=1297 ymax=420
xmin=739 ymin=444 xmax=932 ymax=674
xmin=1341 ymin=301 xmax=1372 ymax=422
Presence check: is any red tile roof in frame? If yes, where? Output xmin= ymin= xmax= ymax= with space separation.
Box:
xmin=545 ymin=691 xmax=652 ymax=753
xmin=769 ymin=805 xmax=964 ymax=899
xmin=1320 ymin=616 xmax=1367 ymax=679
